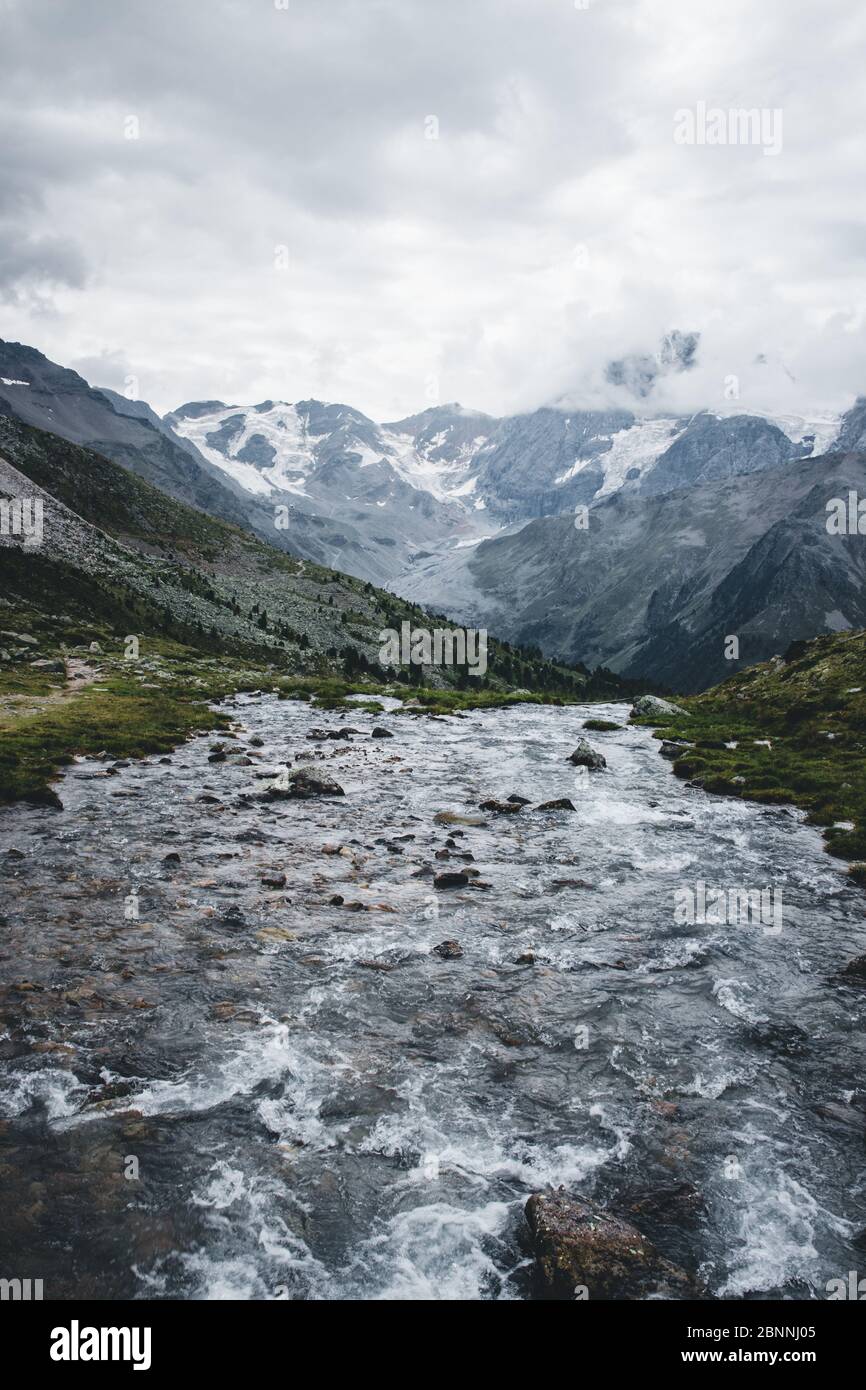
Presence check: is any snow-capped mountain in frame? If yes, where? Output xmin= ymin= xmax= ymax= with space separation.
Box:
xmin=165 ymin=397 xmax=497 ymax=584
xmin=165 ymin=391 xmax=845 ymax=589
xmin=4 ymin=335 xmax=866 ymax=692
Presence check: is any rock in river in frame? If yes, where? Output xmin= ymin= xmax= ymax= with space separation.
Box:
xmin=567 ymin=738 xmax=606 ymax=771
xmin=267 ymin=769 xmax=345 ymax=799
xmin=433 ymin=870 xmax=470 ymax=889
xmin=840 ymin=954 xmax=866 ymax=984
xmin=433 ymin=940 xmax=463 ymax=959
xmin=524 ymin=1189 xmax=698 ymax=1300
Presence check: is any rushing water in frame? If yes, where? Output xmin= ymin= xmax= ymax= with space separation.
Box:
xmin=1 ymin=696 xmax=865 ymax=1300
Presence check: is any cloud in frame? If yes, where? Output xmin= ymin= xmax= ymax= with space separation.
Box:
xmin=0 ymin=235 xmax=88 ymax=307
xmin=0 ymin=0 xmax=864 ymax=418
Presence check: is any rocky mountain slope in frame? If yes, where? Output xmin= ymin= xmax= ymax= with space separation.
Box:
xmin=0 ymin=413 xmax=614 ymax=700
xmin=165 ymin=397 xmax=493 ymax=585
xmin=0 ymin=340 xmax=254 ymax=532
xmin=394 ymin=449 xmax=866 ymax=692
xmin=4 ymin=338 xmax=864 ymax=695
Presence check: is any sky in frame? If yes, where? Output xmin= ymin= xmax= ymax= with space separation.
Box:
xmin=1 ymin=0 xmax=865 ymax=421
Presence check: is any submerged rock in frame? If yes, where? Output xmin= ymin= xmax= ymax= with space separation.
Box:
xmin=433 ymin=870 xmax=470 ymax=889
xmin=615 ymin=1181 xmax=705 ymax=1228
xmin=524 ymin=1189 xmax=698 ymax=1300
xmin=479 ymin=799 xmax=523 ymax=814
xmin=536 ymin=798 xmax=576 ymax=811
xmin=433 ymin=940 xmax=463 ymax=959
xmin=371 ymin=727 xmax=393 ymax=739
xmin=221 ymin=906 xmax=246 ymax=931
xmin=840 ymin=954 xmax=866 ymax=983
xmin=433 ymin=811 xmax=486 ymax=827
xmin=567 ymin=738 xmax=606 ymax=771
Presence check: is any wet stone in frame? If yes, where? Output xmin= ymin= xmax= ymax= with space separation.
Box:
xmin=433 ymin=940 xmax=463 ymax=960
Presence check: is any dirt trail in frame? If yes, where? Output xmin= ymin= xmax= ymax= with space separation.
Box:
xmin=0 ymin=659 xmax=101 ymax=723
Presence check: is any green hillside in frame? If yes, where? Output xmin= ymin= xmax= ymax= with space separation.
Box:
xmin=632 ymin=629 xmax=866 ymax=879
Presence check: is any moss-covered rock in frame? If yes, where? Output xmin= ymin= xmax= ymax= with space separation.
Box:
xmin=524 ymin=1190 xmax=699 ymax=1300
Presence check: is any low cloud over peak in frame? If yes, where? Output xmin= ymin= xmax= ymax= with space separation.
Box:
xmin=1 ymin=0 xmax=864 ymax=419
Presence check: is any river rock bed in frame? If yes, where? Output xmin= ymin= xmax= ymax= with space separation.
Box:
xmin=1 ymin=695 xmax=865 ymax=1300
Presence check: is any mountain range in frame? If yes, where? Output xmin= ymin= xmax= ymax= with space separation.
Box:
xmin=2 ymin=336 xmax=864 ymax=691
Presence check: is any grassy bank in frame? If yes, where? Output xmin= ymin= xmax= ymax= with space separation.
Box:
xmin=0 ymin=637 xmax=601 ymax=807
xmin=630 ymin=630 xmax=866 ymax=880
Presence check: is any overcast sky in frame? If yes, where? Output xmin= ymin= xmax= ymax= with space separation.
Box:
xmin=1 ymin=0 xmax=864 ymax=420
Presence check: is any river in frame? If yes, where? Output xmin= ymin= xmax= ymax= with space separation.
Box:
xmin=1 ymin=696 xmax=864 ymax=1299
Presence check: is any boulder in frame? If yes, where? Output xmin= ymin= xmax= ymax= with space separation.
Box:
xmin=659 ymin=740 xmax=692 ymax=760
xmin=536 ymin=798 xmax=576 ymax=812
xmin=630 ymin=695 xmax=687 ymax=719
xmin=433 ymin=870 xmax=470 ymax=889
xmin=371 ymin=727 xmax=393 ymax=739
xmin=29 ymin=658 xmax=65 ymax=673
xmin=567 ymin=738 xmax=606 ymax=771
xmin=268 ymin=769 xmax=345 ymax=799
xmin=524 ymin=1189 xmax=698 ymax=1300
xmin=479 ymin=799 xmax=523 ymax=813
